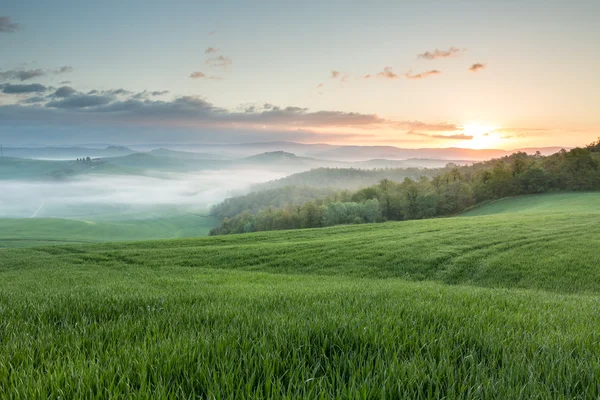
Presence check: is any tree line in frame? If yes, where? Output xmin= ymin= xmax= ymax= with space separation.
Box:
xmin=210 ymin=141 xmax=600 ymax=235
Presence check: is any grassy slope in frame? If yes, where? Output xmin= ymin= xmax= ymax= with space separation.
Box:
xmin=0 ymin=214 xmax=218 ymax=248
xmin=460 ymin=192 xmax=600 ymax=217
xmin=1 ymin=192 xmax=600 ymax=397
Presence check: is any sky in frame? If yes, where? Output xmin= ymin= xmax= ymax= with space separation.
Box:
xmin=1 ymin=0 xmax=599 ymax=149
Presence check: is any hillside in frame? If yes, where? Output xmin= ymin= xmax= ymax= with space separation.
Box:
xmin=253 ymin=166 xmax=440 ymax=191
xmin=460 ymin=192 xmax=599 ymax=217
xmin=1 ymin=192 xmax=600 ymax=397
xmin=6 ymin=192 xmax=597 ymax=292
xmin=0 ymin=212 xmax=218 ymax=248
xmin=1 ymin=146 xmax=135 ymax=159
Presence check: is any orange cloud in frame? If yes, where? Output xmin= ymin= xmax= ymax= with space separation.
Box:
xmin=190 ymin=71 xmax=222 ymax=80
xmin=469 ymin=63 xmax=486 ymax=72
xmin=418 ymin=47 xmax=464 ymax=60
xmin=376 ymin=67 xmax=399 ymax=79
xmin=405 ymin=70 xmax=441 ymax=80
xmin=409 ymin=131 xmax=473 ymax=140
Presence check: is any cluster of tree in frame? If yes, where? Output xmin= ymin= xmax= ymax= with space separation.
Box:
xmin=210 ymin=142 xmax=600 ymax=235
xmin=76 ymin=157 xmax=92 ymax=163
xmin=252 ymin=167 xmax=447 ymax=191
xmin=210 ymin=186 xmax=342 ymax=220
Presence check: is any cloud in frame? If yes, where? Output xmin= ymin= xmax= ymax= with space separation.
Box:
xmin=59 ymin=81 xmax=72 ymax=85
xmin=54 ymin=86 xmax=77 ymax=98
xmin=17 ymin=69 xmax=46 ymax=81
xmin=54 ymin=66 xmax=73 ymax=74
xmin=205 ymin=47 xmax=219 ymax=54
xmin=408 ymin=131 xmax=473 ymax=140
xmin=0 ymin=69 xmax=45 ymax=81
xmin=190 ymin=71 xmax=206 ymax=79
xmin=469 ymin=63 xmax=486 ymax=72
xmin=152 ymin=90 xmax=169 ymax=96
xmin=1 ymin=83 xmax=47 ymax=94
xmin=189 ymin=71 xmax=222 ymax=80
xmin=208 ymin=30 xmax=217 ymax=36
xmin=396 ymin=121 xmax=458 ymax=132
xmin=0 ymin=83 xmax=470 ymax=148
xmin=418 ymin=47 xmax=464 ymax=60
xmin=206 ymin=55 xmax=232 ymax=69
xmin=21 ymin=96 xmax=46 ymax=104
xmin=376 ymin=67 xmax=399 ymax=79
xmin=0 ymin=16 xmax=18 ymax=33
xmin=489 ymin=127 xmax=549 ymax=138
xmin=0 ymin=66 xmax=73 ymax=81
xmin=46 ymin=94 xmax=114 ymax=109
xmin=405 ymin=70 xmax=441 ymax=80
xmin=329 ymin=70 xmax=351 ymax=82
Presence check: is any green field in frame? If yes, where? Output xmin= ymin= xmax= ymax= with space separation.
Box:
xmin=1 ymin=192 xmax=600 ymax=397
xmin=0 ymin=212 xmax=217 ymax=248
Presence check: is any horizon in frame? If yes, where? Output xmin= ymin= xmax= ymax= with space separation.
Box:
xmin=1 ymin=1 xmax=599 ymax=149
xmin=0 ymin=140 xmax=574 ymax=153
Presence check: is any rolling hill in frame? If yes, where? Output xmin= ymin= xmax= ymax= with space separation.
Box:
xmin=1 ymin=192 xmax=599 ymax=397
xmin=0 ymin=145 xmax=135 ymax=160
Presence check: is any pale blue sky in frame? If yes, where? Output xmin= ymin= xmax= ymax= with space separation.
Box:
xmin=1 ymin=0 xmax=599 ymax=147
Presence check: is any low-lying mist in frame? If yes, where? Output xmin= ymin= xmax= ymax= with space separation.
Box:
xmin=1 ymin=169 xmax=286 ymax=220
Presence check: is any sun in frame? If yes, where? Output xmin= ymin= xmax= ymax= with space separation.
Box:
xmin=462 ymin=123 xmax=500 ymax=149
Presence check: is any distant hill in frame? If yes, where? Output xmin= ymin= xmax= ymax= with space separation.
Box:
xmin=148 ymin=148 xmax=237 ymax=160
xmin=0 ymin=156 xmax=127 ymax=180
xmin=1 ymin=146 xmax=136 ymax=160
xmin=253 ymin=167 xmax=443 ymax=191
xmin=101 ymin=153 xmax=227 ymax=172
xmin=309 ymin=145 xmax=569 ymax=161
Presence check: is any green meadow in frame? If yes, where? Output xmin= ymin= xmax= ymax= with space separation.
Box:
xmin=1 ymin=192 xmax=600 ymax=398
xmin=0 ymin=212 xmax=218 ymax=248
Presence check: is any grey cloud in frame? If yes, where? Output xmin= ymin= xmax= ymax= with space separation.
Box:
xmin=1 ymin=83 xmax=47 ymax=94
xmin=21 ymin=96 xmax=46 ymax=104
xmin=152 ymin=90 xmax=169 ymax=96
xmin=0 ymin=66 xmax=72 ymax=81
xmin=54 ymin=66 xmax=73 ymax=74
xmin=0 ymin=69 xmax=46 ymax=81
xmin=17 ymin=69 xmax=46 ymax=81
xmin=2 ymin=84 xmax=460 ymax=141
xmin=0 ymin=16 xmax=18 ymax=32
xmin=206 ymin=55 xmax=232 ymax=69
xmin=46 ymin=94 xmax=114 ymax=109
xmin=205 ymin=47 xmax=219 ymax=54
xmin=54 ymin=86 xmax=77 ymax=98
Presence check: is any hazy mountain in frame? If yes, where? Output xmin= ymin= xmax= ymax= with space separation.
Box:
xmin=308 ymin=146 xmax=568 ymax=161
xmin=148 ymin=148 xmax=237 ymax=160
xmin=0 ymin=146 xmax=136 ymax=160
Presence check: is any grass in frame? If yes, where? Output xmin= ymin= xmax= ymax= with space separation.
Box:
xmin=460 ymin=192 xmax=600 ymax=217
xmin=1 ymin=192 xmax=600 ymax=398
xmin=0 ymin=212 xmax=218 ymax=248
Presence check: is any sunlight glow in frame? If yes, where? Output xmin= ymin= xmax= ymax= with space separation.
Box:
xmin=462 ymin=123 xmax=501 ymax=149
